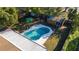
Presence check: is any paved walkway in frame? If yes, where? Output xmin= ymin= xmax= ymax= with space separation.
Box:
xmin=0 ymin=29 xmax=46 ymax=51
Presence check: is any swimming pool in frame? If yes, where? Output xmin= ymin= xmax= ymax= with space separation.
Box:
xmin=21 ymin=24 xmax=54 ymax=47
xmin=23 ymin=27 xmax=50 ymax=40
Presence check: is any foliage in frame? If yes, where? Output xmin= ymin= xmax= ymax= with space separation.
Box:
xmin=63 ymin=29 xmax=79 ymax=50
xmin=22 ymin=7 xmax=65 ymax=16
xmin=63 ymin=8 xmax=79 ymax=51
xmin=0 ymin=7 xmax=18 ymax=29
xmin=0 ymin=7 xmax=65 ymax=30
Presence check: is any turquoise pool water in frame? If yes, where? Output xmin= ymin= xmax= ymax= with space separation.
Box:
xmin=23 ymin=27 xmax=50 ymax=40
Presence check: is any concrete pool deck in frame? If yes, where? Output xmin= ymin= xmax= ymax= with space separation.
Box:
xmin=0 ymin=29 xmax=46 ymax=51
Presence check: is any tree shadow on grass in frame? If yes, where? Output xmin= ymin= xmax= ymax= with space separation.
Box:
xmin=66 ymin=37 xmax=79 ymax=51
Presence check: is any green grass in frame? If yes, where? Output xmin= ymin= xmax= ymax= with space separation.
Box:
xmin=63 ymin=29 xmax=79 ymax=51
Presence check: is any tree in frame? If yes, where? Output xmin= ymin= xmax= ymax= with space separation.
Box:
xmin=0 ymin=7 xmax=18 ymax=30
xmin=63 ymin=8 xmax=79 ymax=51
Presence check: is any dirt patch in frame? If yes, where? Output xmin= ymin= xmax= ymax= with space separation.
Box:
xmin=44 ymin=35 xmax=59 ymax=51
xmin=0 ymin=36 xmax=20 ymax=51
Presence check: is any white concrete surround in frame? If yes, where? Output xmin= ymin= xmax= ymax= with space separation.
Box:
xmin=0 ymin=29 xmax=46 ymax=51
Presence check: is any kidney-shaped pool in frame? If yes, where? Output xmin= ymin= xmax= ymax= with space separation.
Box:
xmin=23 ymin=27 xmax=50 ymax=40
xmin=21 ymin=24 xmax=54 ymax=47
